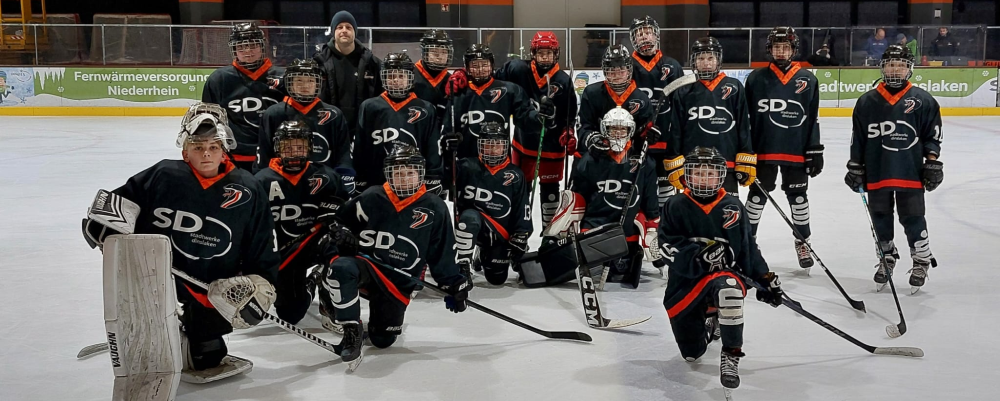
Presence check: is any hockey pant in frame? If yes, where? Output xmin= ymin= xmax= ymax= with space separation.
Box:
xmin=745 ymin=164 xmax=810 ymax=238
xmin=866 ymin=190 xmax=935 ymax=263
xmin=176 ymin=287 xmax=235 ymax=370
xmin=324 ymin=256 xmax=409 ymax=348
xmin=666 ymin=272 xmax=747 ymax=361
xmin=456 ymin=208 xmax=514 ymax=285
xmin=273 ymin=233 xmax=325 ymax=324
xmin=512 ymin=148 xmax=565 ymax=226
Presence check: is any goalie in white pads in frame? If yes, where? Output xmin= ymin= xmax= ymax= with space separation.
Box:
xmin=83 ymin=103 xmax=280 ymax=385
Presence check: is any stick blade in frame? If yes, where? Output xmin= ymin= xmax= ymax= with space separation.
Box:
xmin=873 ymin=346 xmax=924 ymax=357
xmin=598 ymin=316 xmax=652 ymax=329
xmin=886 ymin=321 xmax=906 ymax=338
xmin=850 ymin=299 xmax=867 ymax=313
xmin=77 ymin=342 xmax=109 ymax=359
xmin=547 ymin=331 xmax=594 ymax=342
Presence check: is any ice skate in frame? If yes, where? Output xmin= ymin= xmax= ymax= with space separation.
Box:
xmin=794 ymin=238 xmax=814 ymax=273
xmin=873 ymin=254 xmax=896 ymax=292
xmin=907 ymin=258 xmax=932 ymax=294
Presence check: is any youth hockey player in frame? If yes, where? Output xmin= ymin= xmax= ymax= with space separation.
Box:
xmin=82 ymin=103 xmax=279 ymax=383
xmin=577 ymin=44 xmax=659 ymax=159
xmin=454 ymin=122 xmax=533 ymax=285
xmin=664 ymin=37 xmax=754 ymax=196
xmin=413 ymin=29 xmax=453 ymax=127
xmin=254 ymin=59 xmax=355 ymax=193
xmin=202 ymin=22 xmax=285 ymax=170
xmin=254 ymin=120 xmax=350 ymax=325
xmin=846 ymin=44 xmax=943 ymax=293
xmin=628 ymin=16 xmax=685 ymax=205
xmin=658 ymin=146 xmax=783 ymax=393
xmin=355 ymin=52 xmax=443 ymax=195
xmin=492 ymin=31 xmax=577 ymax=227
xmin=743 ymin=27 xmax=823 ymax=270
xmin=318 ymin=144 xmax=474 ymax=364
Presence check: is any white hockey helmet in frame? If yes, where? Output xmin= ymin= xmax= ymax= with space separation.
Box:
xmin=176 ymin=102 xmax=237 ymax=151
xmin=600 ymin=107 xmax=635 ymax=153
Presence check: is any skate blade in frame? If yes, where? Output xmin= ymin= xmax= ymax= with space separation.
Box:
xmin=180 ymin=356 xmax=252 ymax=384
xmin=910 ymin=286 xmax=921 ymax=295
xmin=876 ymin=283 xmax=887 ymax=292
xmin=724 ymin=388 xmax=734 ymax=401
xmin=346 ymin=349 xmax=364 ymax=373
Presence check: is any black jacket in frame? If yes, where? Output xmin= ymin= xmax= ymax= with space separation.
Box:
xmin=313 ymin=40 xmax=383 ymax=135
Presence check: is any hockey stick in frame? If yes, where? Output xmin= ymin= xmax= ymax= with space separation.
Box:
xmin=859 ymin=189 xmax=908 ymax=338
xmin=527 ymin=75 xmax=553 ymax=233
xmin=731 ymin=269 xmax=923 ymax=357
xmin=366 ymin=255 xmax=592 ymax=342
xmin=447 ymin=84 xmax=461 ymax=223
xmin=752 ymin=181 xmax=866 ymax=312
xmin=77 ymin=342 xmax=109 ymax=358
xmin=574 ymin=256 xmax=652 ymax=329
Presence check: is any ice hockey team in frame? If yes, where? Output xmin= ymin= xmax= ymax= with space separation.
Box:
xmin=82 ymin=17 xmax=943 ymax=397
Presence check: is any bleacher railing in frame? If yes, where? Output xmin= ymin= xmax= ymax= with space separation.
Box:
xmin=0 ymin=23 xmax=995 ymax=68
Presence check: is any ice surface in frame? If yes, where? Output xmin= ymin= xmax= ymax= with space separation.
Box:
xmin=1 ymin=116 xmax=998 ymax=400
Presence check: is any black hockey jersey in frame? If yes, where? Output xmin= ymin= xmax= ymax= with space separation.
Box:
xmin=338 ymin=185 xmax=467 ymax=300
xmin=850 ymin=82 xmax=942 ymax=192
xmin=570 ymin=145 xmax=659 ymax=239
xmin=666 ymin=73 xmax=752 ymax=166
xmin=254 ymin=160 xmax=349 ymax=248
xmin=494 ymin=59 xmax=577 ymax=159
xmin=254 ymin=97 xmax=353 ymax=173
xmin=442 ymin=77 xmax=544 ymax=159
xmin=577 ymin=81 xmax=655 ymax=157
xmin=745 ymin=63 xmax=820 ymax=166
xmin=112 ymin=159 xmax=279 ymax=306
xmin=355 ymin=93 xmax=442 ymax=190
xmin=202 ymin=60 xmax=285 ymax=160
xmin=412 ymin=60 xmax=451 ymax=128
xmin=658 ymin=190 xmax=769 ymax=318
xmin=455 ymin=158 xmax=533 ymax=238
xmin=631 ymin=51 xmax=685 ymax=155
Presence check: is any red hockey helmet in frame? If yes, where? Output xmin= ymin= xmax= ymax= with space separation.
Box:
xmin=530 ymin=31 xmax=560 ymax=69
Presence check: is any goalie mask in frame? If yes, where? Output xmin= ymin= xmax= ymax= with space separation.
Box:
xmin=684 ymin=146 xmax=727 ymax=198
xmin=602 ymin=44 xmax=633 ymax=93
xmin=766 ymin=26 xmax=799 ymax=69
xmin=274 ymin=120 xmax=312 ymax=172
xmin=464 ymin=44 xmax=495 ymax=86
xmin=880 ymin=44 xmax=914 ymax=89
xmin=384 ymin=144 xmax=426 ymax=198
xmin=229 ymin=22 xmax=266 ymax=70
xmin=690 ymin=37 xmax=723 ymax=81
xmin=477 ymin=121 xmax=509 ymax=167
xmin=381 ymin=52 xmax=416 ymax=99
xmin=420 ymin=29 xmax=454 ymax=70
xmin=176 ymin=102 xmax=236 ymax=151
xmin=284 ymin=59 xmax=322 ymax=103
xmin=629 ymin=16 xmax=660 ymax=56
xmin=600 ymin=107 xmax=635 ymax=154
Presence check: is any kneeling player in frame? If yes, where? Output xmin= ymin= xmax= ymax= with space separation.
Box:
xmin=82 ymin=103 xmax=279 ymax=384
xmin=318 ymin=144 xmax=473 ymax=364
xmin=658 ymin=147 xmax=782 ymax=392
xmin=454 ymin=122 xmax=533 ymax=285
xmin=254 ymin=120 xmax=350 ymax=325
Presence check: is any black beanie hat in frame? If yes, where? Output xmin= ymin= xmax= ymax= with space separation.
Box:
xmin=328 ymin=11 xmax=357 ymax=36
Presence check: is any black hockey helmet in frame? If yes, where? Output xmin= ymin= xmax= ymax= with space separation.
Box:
xmin=629 ymin=16 xmax=660 ymax=55
xmin=274 ymin=120 xmax=312 ymax=171
xmin=766 ymin=27 xmax=799 ymax=68
xmin=383 ymin=143 xmax=426 ymax=197
xmin=381 ymin=52 xmax=416 ymax=98
xmin=284 ymin=59 xmax=323 ymax=103
xmin=464 ymin=44 xmax=495 ymax=86
xmin=602 ymin=44 xmax=633 ymax=93
xmin=229 ymin=22 xmax=266 ymax=70
xmin=879 ymin=44 xmax=915 ymax=88
xmin=690 ymin=37 xmax=723 ymax=80
xmin=477 ymin=121 xmax=509 ymax=167
xmin=684 ymin=146 xmax=727 ymax=198
xmin=420 ymin=29 xmax=454 ymax=69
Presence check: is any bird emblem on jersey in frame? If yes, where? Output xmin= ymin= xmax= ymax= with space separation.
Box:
xmin=503 ymin=171 xmax=517 ymax=186
xmin=221 ymin=183 xmax=252 ymax=209
xmin=489 ymin=88 xmax=506 ymax=103
xmin=410 ymin=207 xmax=434 ymax=229
xmin=629 ymin=156 xmax=641 ymax=173
xmin=722 ymin=204 xmax=741 ymax=229
xmin=548 ymin=83 xmax=561 ymax=96
xmin=720 ymin=83 xmax=738 ymax=100
xmin=626 ymin=100 xmax=643 ymax=115
xmin=903 ymin=97 xmax=922 ymax=114
xmin=267 ymin=77 xmax=281 ymax=90
xmin=407 ymin=107 xmax=428 ymax=124
xmin=317 ymin=109 xmax=334 ymax=125
xmin=795 ymin=78 xmax=809 ymax=94
xmin=660 ymin=66 xmax=672 ymax=81
xmin=308 ymin=174 xmax=330 ymax=195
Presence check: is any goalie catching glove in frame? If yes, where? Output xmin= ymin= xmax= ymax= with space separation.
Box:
xmin=208 ymin=275 xmax=277 ymax=329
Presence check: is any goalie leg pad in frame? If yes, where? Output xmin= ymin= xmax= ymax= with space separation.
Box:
xmin=517 ymin=236 xmax=579 ymax=288
xmin=542 ymin=190 xmax=586 ymax=237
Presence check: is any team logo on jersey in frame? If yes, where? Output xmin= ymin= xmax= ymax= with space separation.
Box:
xmin=547 ymin=83 xmax=562 ymax=96
xmin=795 ymin=77 xmax=809 ymax=94
xmin=903 ymin=97 xmax=922 ymax=114
xmin=410 ymin=207 xmax=435 ymax=229
xmin=626 ymin=100 xmax=643 ymax=115
xmin=317 ymin=109 xmax=335 ymax=125
xmin=221 ymin=183 xmax=252 ymax=209
xmin=629 ymin=155 xmax=642 ymax=173
xmin=489 ymin=88 xmax=507 ymax=103
xmin=660 ymin=66 xmax=672 ymax=81
xmin=720 ymin=83 xmax=738 ymax=100
xmin=308 ymin=173 xmax=330 ymax=195
xmin=722 ymin=204 xmax=741 ymax=229
xmin=503 ymin=171 xmax=517 ymax=186
xmin=267 ymin=77 xmax=281 ymax=90
xmin=407 ymin=106 xmax=429 ymax=123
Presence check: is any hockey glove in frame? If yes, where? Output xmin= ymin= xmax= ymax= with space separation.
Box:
xmin=922 ymin=159 xmax=943 ymax=192
xmin=509 ymin=232 xmax=530 ymax=254
xmin=321 ymin=223 xmax=358 ymax=257
xmin=804 ymin=145 xmax=825 ymax=177
xmin=695 ymin=240 xmax=734 ymax=273
xmin=208 ymin=275 xmax=277 ymax=329
xmin=640 ymin=123 xmax=661 ymax=145
xmin=734 ymin=153 xmax=757 ymax=187
xmin=425 ymin=175 xmax=444 ymax=196
xmin=440 ymin=131 xmax=463 ymax=153
xmin=755 ymin=272 xmax=783 ymax=307
xmin=446 ymin=68 xmax=468 ymax=97
xmin=441 ymin=263 xmax=474 ymax=313
xmin=585 ymin=133 xmax=611 ymax=152
xmin=844 ymin=161 xmax=866 ymax=192
xmin=559 ymin=127 xmax=577 ymax=155
xmin=663 ymin=156 xmax=685 ymax=191
xmin=538 ymin=96 xmax=556 ymax=120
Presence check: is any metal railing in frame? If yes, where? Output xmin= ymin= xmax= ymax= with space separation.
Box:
xmin=0 ymin=23 xmax=995 ymax=68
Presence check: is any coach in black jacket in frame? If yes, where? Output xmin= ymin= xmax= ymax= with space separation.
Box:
xmin=313 ymin=10 xmax=382 ymax=136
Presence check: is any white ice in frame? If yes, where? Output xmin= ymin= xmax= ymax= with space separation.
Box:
xmin=1 ymin=116 xmax=998 ymax=401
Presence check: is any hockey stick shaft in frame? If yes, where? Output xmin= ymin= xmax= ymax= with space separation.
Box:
xmin=527 ymin=75 xmax=553 ymax=220
xmin=367 ymin=256 xmax=592 ymax=342
xmin=859 ymin=190 xmax=907 ymax=336
xmin=752 ymin=181 xmax=866 ymax=312
xmin=169 ymin=268 xmax=341 ymax=355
